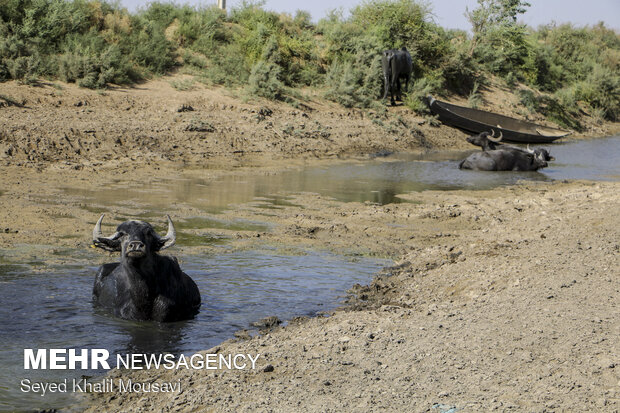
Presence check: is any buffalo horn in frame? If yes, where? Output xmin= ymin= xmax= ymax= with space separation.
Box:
xmin=158 ymin=215 xmax=177 ymax=250
xmin=526 ymin=144 xmax=534 ymax=153
xmin=487 ymin=130 xmax=503 ymax=142
xmin=93 ymin=214 xmax=121 ymax=242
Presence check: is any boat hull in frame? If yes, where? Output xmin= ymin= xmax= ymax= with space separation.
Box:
xmin=427 ymin=96 xmax=570 ymax=144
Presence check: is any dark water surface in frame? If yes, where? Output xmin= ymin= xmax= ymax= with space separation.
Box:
xmin=0 ymin=248 xmax=388 ymax=411
xmin=0 ymin=136 xmax=618 ymax=411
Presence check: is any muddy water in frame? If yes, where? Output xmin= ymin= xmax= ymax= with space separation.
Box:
xmin=0 ymin=136 xmax=618 ymax=411
xmin=63 ymin=136 xmax=620 ymax=210
xmin=0 ymin=247 xmax=388 ymax=411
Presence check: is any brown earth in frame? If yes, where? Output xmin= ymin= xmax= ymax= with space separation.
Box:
xmin=0 ymin=77 xmax=457 ymax=171
xmin=1 ymin=76 xmax=618 ymax=172
xmin=0 ymin=78 xmax=618 ymax=412
xmin=83 ymin=181 xmax=620 ymax=412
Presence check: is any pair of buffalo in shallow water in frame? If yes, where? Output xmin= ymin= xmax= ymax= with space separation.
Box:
xmin=91 ymin=131 xmax=554 ymax=323
xmin=459 ymin=131 xmax=554 ymax=171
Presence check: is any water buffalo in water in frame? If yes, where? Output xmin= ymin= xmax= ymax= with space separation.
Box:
xmin=459 ymin=146 xmax=552 ymax=171
xmin=465 ymin=130 xmax=556 ymax=162
xmin=92 ymin=214 xmax=201 ymax=322
xmin=466 ymin=130 xmax=504 ymax=151
xmin=382 ymin=47 xmax=413 ymax=106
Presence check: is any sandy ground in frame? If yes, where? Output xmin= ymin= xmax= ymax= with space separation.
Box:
xmin=80 ymin=180 xmax=619 ymax=412
xmin=1 ymin=77 xmax=617 ymax=172
xmin=0 ymin=77 xmax=467 ymax=171
xmin=0 ymin=78 xmax=618 ymax=411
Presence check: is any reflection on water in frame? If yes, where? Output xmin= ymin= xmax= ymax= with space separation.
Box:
xmin=0 ymin=248 xmax=388 ymax=411
xmin=63 ymin=137 xmax=620 ymax=211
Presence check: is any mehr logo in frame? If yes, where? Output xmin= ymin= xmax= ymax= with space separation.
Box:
xmin=24 ymin=349 xmax=110 ymax=370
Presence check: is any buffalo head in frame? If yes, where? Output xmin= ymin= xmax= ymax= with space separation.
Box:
xmin=92 ymin=214 xmax=176 ymax=259
xmin=526 ymin=145 xmax=555 ymax=162
xmin=530 ymin=148 xmax=553 ymax=169
xmin=466 ymin=130 xmax=503 ymax=151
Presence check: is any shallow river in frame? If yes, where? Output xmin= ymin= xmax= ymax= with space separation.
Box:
xmin=62 ymin=136 xmax=620 ymax=209
xmin=0 ymin=136 xmax=618 ymax=411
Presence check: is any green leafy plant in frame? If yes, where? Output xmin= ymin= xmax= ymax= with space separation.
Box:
xmin=468 ymin=82 xmax=482 ymax=108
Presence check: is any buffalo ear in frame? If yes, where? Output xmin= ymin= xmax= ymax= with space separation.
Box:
xmin=94 ymin=237 xmax=122 ymax=252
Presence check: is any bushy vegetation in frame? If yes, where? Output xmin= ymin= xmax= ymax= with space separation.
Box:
xmin=0 ymin=0 xmax=618 ymax=122
xmin=528 ymin=23 xmax=620 ymax=121
xmin=320 ymin=1 xmax=469 ymax=108
xmin=0 ymin=0 xmax=175 ymax=87
xmin=465 ymin=0 xmax=619 ymax=123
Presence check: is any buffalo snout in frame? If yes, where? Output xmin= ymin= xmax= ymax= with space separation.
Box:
xmin=126 ymin=240 xmax=146 ymax=257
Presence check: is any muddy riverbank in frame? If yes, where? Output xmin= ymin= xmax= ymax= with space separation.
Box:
xmin=2 ymin=77 xmax=619 ymax=171
xmin=7 ymin=167 xmax=614 ymax=412
xmin=1 ymin=79 xmax=618 ymax=412
xmin=79 ymin=180 xmax=619 ymax=412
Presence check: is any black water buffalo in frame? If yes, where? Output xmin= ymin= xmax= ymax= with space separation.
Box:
xmin=92 ymin=214 xmax=201 ymax=322
xmin=466 ymin=130 xmax=504 ymax=151
xmin=465 ymin=130 xmax=556 ymax=162
xmin=530 ymin=147 xmax=554 ymax=162
xmin=382 ymin=47 xmax=413 ymax=106
xmin=459 ymin=147 xmax=551 ymax=171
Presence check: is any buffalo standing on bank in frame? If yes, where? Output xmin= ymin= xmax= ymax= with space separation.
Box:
xmin=92 ymin=214 xmax=201 ymax=322
xmin=382 ymin=47 xmax=413 ymax=106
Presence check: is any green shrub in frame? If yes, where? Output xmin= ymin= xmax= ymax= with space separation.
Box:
xmin=518 ymin=89 xmax=582 ymax=130
xmin=527 ymin=42 xmax=563 ymax=91
xmin=404 ymin=74 xmax=442 ymax=114
xmin=247 ymin=36 xmax=287 ymax=99
xmin=128 ymin=21 xmax=175 ymax=74
xmin=320 ymin=1 xmax=460 ymax=107
xmin=248 ymin=60 xmax=285 ymax=99
xmin=467 ymin=0 xmax=534 ymax=80
xmin=5 ymin=55 xmax=40 ymax=82
xmin=440 ymin=30 xmax=480 ymax=94
xmin=350 ymin=0 xmax=434 ymax=53
xmin=136 ymin=1 xmax=185 ymax=28
xmin=326 ymin=60 xmax=372 ymax=108
xmin=203 ymin=43 xmax=249 ymax=87
xmin=0 ymin=0 xmax=617 ymax=123
xmin=177 ymin=7 xmax=227 ymax=50
xmin=472 ymin=24 xmax=532 ymax=78
xmin=56 ymin=30 xmax=138 ymax=88
xmin=526 ymin=23 xmax=620 ymax=120
xmin=324 ymin=46 xmax=384 ymax=109
xmin=0 ymin=0 xmax=174 ymax=87
xmin=573 ymin=64 xmax=620 ymax=121
xmin=468 ymin=82 xmax=482 ymax=108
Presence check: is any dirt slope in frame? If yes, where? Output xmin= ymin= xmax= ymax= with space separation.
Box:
xmin=83 ymin=181 xmax=620 ymax=412
xmin=2 ymin=76 xmax=618 ymax=172
xmin=1 ymin=77 xmax=459 ymax=170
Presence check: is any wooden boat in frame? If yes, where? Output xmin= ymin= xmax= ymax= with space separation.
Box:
xmin=427 ymin=95 xmax=571 ymax=143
